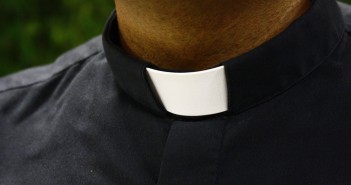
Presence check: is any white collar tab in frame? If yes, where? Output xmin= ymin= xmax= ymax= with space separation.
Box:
xmin=146 ymin=66 xmax=228 ymax=116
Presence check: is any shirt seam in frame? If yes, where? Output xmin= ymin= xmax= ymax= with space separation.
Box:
xmin=230 ymin=29 xmax=348 ymax=118
xmin=213 ymin=117 xmax=229 ymax=185
xmin=0 ymin=51 xmax=102 ymax=95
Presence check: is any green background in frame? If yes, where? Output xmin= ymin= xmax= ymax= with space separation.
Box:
xmin=0 ymin=0 xmax=350 ymax=77
xmin=0 ymin=0 xmax=113 ymax=77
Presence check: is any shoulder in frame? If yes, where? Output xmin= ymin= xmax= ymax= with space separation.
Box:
xmin=338 ymin=1 xmax=351 ymax=15
xmin=338 ymin=1 xmax=351 ymax=26
xmin=0 ymin=35 xmax=104 ymax=93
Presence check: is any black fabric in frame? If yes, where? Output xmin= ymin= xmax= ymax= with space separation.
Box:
xmin=1 ymin=0 xmax=351 ymax=184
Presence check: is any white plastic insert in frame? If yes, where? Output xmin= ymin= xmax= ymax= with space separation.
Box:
xmin=146 ymin=65 xmax=228 ymax=116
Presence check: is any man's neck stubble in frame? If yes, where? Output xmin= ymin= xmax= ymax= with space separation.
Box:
xmin=114 ymin=0 xmax=311 ymax=71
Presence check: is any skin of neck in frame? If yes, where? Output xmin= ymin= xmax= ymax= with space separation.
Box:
xmin=114 ymin=0 xmax=311 ymax=71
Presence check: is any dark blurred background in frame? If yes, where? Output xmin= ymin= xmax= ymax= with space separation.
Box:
xmin=0 ymin=0 xmax=113 ymax=77
xmin=0 ymin=0 xmax=350 ymax=77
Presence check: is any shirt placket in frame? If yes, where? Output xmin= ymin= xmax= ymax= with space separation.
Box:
xmin=156 ymin=117 xmax=227 ymax=185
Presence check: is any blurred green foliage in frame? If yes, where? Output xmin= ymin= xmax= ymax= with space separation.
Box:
xmin=0 ymin=0 xmax=113 ymax=77
xmin=1 ymin=0 xmax=351 ymax=77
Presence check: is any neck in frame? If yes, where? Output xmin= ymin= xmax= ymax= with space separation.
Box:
xmin=114 ymin=0 xmax=311 ymax=71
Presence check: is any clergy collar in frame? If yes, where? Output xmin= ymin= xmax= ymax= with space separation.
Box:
xmin=103 ymin=0 xmax=345 ymax=118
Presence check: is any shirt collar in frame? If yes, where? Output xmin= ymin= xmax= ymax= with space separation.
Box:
xmin=103 ymin=0 xmax=345 ymax=118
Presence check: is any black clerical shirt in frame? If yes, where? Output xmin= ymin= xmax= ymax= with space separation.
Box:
xmin=1 ymin=0 xmax=351 ymax=184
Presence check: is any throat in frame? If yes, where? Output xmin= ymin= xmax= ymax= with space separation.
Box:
xmin=115 ymin=0 xmax=311 ymax=71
